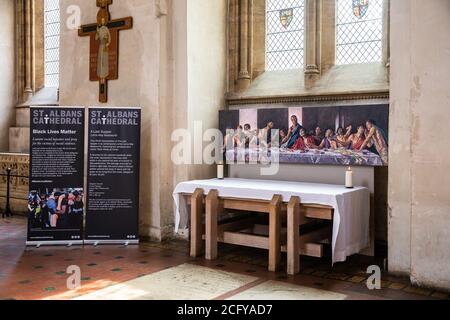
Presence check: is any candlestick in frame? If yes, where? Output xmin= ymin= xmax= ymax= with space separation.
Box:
xmin=217 ymin=161 xmax=224 ymax=180
xmin=345 ymin=166 xmax=354 ymax=189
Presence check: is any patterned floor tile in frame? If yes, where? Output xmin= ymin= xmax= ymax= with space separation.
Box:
xmin=403 ymin=286 xmax=433 ymax=296
xmin=388 ymin=282 xmax=408 ymax=290
xmin=326 ymin=273 xmax=351 ymax=281
xmin=311 ymin=271 xmax=328 ymax=277
xmin=431 ymin=291 xmax=449 ymax=300
xmin=348 ymin=276 xmax=366 ymax=284
xmin=1 ymin=216 xmax=447 ymax=301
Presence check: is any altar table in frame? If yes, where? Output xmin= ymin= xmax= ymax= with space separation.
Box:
xmin=173 ymin=179 xmax=370 ymax=273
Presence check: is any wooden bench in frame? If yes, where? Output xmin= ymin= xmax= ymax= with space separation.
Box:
xmin=185 ymin=189 xmax=334 ymax=275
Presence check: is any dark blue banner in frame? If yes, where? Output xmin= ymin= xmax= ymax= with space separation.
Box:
xmin=28 ymin=106 xmax=85 ymax=245
xmin=85 ymin=107 xmax=141 ymax=244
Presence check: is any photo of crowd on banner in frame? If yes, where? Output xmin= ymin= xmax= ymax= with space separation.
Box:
xmin=220 ymin=105 xmax=389 ymax=167
xmin=28 ymin=188 xmax=84 ymax=230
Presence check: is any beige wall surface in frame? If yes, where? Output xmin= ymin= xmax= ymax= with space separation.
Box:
xmin=390 ymin=0 xmax=450 ymax=290
xmin=186 ymin=0 xmax=227 ymax=180
xmin=60 ymin=0 xmax=164 ymax=240
xmin=59 ymin=0 xmax=227 ymax=240
xmin=0 ymin=0 xmax=16 ymax=152
xmin=164 ymin=0 xmax=228 ymax=233
xmin=388 ymin=0 xmax=412 ymax=276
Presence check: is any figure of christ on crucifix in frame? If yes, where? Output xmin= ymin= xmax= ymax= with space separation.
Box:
xmin=78 ymin=0 xmax=133 ymax=103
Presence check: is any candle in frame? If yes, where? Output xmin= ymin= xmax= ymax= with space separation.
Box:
xmin=217 ymin=161 xmax=224 ymax=180
xmin=345 ymin=167 xmax=354 ymax=189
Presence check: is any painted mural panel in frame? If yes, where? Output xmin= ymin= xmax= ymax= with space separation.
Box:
xmin=220 ymin=104 xmax=389 ymax=167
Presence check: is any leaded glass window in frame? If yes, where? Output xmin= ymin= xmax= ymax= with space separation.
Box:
xmin=266 ymin=0 xmax=305 ymax=71
xmin=44 ymin=0 xmax=60 ymax=87
xmin=336 ymin=0 xmax=383 ymax=65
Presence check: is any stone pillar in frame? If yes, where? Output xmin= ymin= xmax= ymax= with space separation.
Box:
xmin=320 ymin=0 xmax=335 ymax=73
xmin=34 ymin=0 xmax=45 ymax=91
xmin=251 ymin=0 xmax=265 ymax=79
xmin=11 ymin=0 xmax=49 ymax=154
xmin=0 ymin=0 xmax=17 ymax=152
xmin=304 ymin=0 xmax=321 ymax=88
xmin=24 ymin=0 xmax=34 ymax=101
xmin=228 ymin=0 xmax=264 ymax=93
xmin=16 ymin=0 xmax=25 ymax=102
xmin=16 ymin=0 xmax=44 ymax=104
xmin=390 ymin=0 xmax=450 ymax=291
xmin=383 ymin=0 xmax=391 ymax=80
xmin=236 ymin=0 xmax=253 ymax=91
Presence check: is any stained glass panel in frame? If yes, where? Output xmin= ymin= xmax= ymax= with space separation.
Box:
xmin=336 ymin=0 xmax=383 ymax=65
xmin=44 ymin=0 xmax=60 ymax=87
xmin=266 ymin=0 xmax=305 ymax=71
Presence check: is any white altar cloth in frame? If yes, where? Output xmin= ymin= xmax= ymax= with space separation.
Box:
xmin=173 ymin=178 xmax=370 ymax=264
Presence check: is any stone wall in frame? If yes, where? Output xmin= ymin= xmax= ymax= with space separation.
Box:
xmin=0 ymin=0 xmax=16 ymax=152
xmin=389 ymin=0 xmax=450 ymax=291
xmin=59 ymin=0 xmax=227 ymax=240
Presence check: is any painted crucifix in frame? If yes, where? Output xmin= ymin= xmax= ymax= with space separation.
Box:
xmin=78 ymin=0 xmax=133 ymax=103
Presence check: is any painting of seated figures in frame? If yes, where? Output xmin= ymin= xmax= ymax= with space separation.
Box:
xmin=219 ymin=104 xmax=389 ymax=167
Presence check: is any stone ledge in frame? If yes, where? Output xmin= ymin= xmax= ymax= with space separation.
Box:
xmin=226 ymin=63 xmax=390 ymax=106
xmin=9 ymin=127 xmax=30 ymax=154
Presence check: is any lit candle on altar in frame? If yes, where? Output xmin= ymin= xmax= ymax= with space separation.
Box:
xmin=217 ymin=161 xmax=225 ymax=180
xmin=345 ymin=167 xmax=354 ymax=189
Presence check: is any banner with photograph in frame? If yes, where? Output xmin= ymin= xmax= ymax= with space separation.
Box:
xmin=85 ymin=107 xmax=141 ymax=244
xmin=28 ymin=107 xmax=85 ymax=245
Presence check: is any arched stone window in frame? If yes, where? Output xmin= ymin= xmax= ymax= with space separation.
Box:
xmin=227 ymin=0 xmax=390 ymax=97
xmin=44 ymin=0 xmax=60 ymax=88
xmin=336 ymin=0 xmax=383 ymax=65
xmin=266 ymin=0 xmax=306 ymax=71
xmin=15 ymin=0 xmax=60 ymax=104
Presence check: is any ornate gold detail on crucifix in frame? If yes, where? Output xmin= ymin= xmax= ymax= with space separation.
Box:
xmin=78 ymin=0 xmax=133 ymax=103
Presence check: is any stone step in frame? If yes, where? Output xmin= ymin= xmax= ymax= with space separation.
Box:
xmin=15 ymin=106 xmax=30 ymax=127
xmin=9 ymin=127 xmax=30 ymax=154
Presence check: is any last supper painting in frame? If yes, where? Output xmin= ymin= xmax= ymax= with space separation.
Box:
xmin=220 ymin=104 xmax=389 ymax=167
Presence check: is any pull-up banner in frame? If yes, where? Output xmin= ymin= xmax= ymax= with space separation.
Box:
xmin=85 ymin=107 xmax=141 ymax=244
xmin=27 ymin=106 xmax=85 ymax=246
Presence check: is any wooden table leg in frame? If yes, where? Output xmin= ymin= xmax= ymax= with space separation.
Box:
xmin=205 ymin=190 xmax=219 ymax=260
xmin=287 ymin=196 xmax=301 ymax=275
xmin=190 ymin=188 xmax=204 ymax=258
xmin=269 ymin=195 xmax=282 ymax=272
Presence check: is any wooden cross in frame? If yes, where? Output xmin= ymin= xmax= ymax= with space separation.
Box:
xmin=78 ymin=0 xmax=133 ymax=103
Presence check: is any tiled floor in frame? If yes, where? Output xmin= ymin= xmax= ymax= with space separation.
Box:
xmin=0 ymin=216 xmax=448 ymax=300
